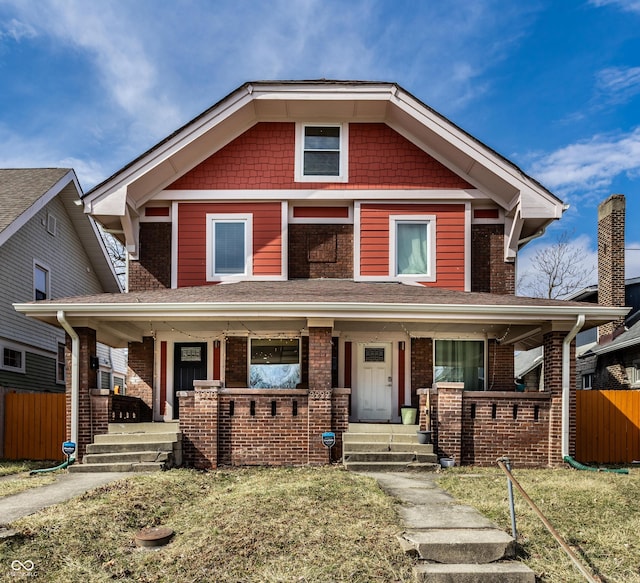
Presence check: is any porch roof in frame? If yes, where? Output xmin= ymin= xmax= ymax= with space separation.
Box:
xmin=15 ymin=280 xmax=629 ymax=350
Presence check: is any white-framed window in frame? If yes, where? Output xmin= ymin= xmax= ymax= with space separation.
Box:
xmin=581 ymin=373 xmax=594 ymax=390
xmin=57 ymin=343 xmax=66 ymax=384
xmin=249 ymin=338 xmax=301 ymax=389
xmin=389 ymin=215 xmax=436 ymax=281
xmin=295 ymin=123 xmax=348 ymax=182
xmin=434 ymin=339 xmax=485 ymax=390
xmin=626 ymin=365 xmax=639 ymax=387
xmin=2 ymin=346 xmax=25 ymax=373
xmin=34 ymin=261 xmax=50 ymax=300
xmin=206 ymin=214 xmax=252 ymax=281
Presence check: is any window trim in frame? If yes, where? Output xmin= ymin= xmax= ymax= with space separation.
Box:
xmin=295 ymin=123 xmax=348 ymax=183
xmin=33 ymin=260 xmax=51 ymax=301
xmin=1 ymin=345 xmax=26 ymax=374
xmin=582 ymin=373 xmax=594 ymax=390
xmin=205 ymin=213 xmax=253 ymax=281
xmin=389 ymin=215 xmax=436 ymax=282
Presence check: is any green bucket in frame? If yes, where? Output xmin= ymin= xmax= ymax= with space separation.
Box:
xmin=400 ymin=407 xmax=417 ymax=425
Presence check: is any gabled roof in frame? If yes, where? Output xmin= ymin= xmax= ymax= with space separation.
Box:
xmin=83 ymin=80 xmax=565 ymax=257
xmin=0 ymin=168 xmax=122 ymax=293
xmin=587 ymin=319 xmax=640 ymax=356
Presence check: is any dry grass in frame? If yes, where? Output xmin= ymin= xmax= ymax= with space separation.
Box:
xmin=0 ymin=467 xmax=414 ymax=582
xmin=437 ymin=466 xmax=640 ymax=583
xmin=0 ymin=460 xmax=55 ymax=477
xmin=0 ymin=461 xmax=58 ymax=498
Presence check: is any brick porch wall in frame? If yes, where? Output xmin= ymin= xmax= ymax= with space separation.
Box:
xmin=179 ymin=385 xmax=350 ymax=468
xmin=127 ymin=337 xmax=154 ymax=410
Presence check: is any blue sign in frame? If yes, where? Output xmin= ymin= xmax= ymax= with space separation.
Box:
xmin=62 ymin=441 xmax=76 ymax=456
xmin=322 ymin=432 xmax=336 ymax=448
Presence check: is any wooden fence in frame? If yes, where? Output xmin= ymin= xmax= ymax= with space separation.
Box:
xmin=576 ymin=390 xmax=640 ymax=464
xmin=3 ymin=392 xmax=66 ymax=460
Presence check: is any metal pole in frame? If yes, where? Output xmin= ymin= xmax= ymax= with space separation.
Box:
xmin=497 ymin=459 xmax=601 ymax=583
xmin=498 ymin=456 xmax=517 ymax=539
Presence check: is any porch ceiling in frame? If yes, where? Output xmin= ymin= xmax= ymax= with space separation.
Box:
xmin=14 ymin=280 xmax=629 ymax=350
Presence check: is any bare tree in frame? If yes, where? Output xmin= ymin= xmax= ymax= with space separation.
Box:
xmin=100 ymin=229 xmax=127 ymax=289
xmin=518 ymin=231 xmax=595 ymax=299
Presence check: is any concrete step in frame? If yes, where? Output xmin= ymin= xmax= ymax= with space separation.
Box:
xmin=414 ymin=562 xmax=535 ymax=583
xmin=344 ymin=451 xmax=438 ymax=464
xmin=94 ymin=432 xmax=181 ymax=445
xmin=69 ymin=461 xmax=166 ymax=473
xmin=343 ymin=432 xmax=421 ymax=444
xmin=342 ymin=461 xmax=438 ymax=472
xmin=347 ymin=423 xmax=420 ymax=434
xmin=400 ymin=528 xmax=515 ymax=564
xmin=344 ymin=442 xmax=434 ymax=454
xmin=86 ymin=441 xmax=177 ymax=454
xmin=108 ymin=422 xmax=180 ymax=434
xmin=83 ymin=451 xmax=171 ymax=465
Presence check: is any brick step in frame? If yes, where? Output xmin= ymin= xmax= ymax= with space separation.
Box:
xmin=83 ymin=451 xmax=172 ymax=465
xmin=344 ymin=442 xmax=434 ymax=454
xmin=342 ymin=461 xmax=438 ymax=472
xmin=414 ymin=562 xmax=535 ymax=583
xmin=108 ymin=422 xmax=180 ymax=434
xmin=69 ymin=462 xmax=166 ymax=473
xmin=344 ymin=451 xmax=437 ymax=464
xmin=400 ymin=528 xmax=515 ymax=564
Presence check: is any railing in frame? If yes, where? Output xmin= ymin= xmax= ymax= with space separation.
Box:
xmin=110 ymin=394 xmax=152 ymax=422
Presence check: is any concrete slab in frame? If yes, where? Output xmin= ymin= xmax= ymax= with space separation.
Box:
xmin=0 ymin=471 xmax=128 ymax=524
xmin=414 ymin=562 xmax=535 ymax=583
xmin=397 ymin=503 xmax=497 ymax=530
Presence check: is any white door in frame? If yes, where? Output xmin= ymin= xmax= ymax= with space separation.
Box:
xmin=356 ymin=342 xmax=392 ymax=421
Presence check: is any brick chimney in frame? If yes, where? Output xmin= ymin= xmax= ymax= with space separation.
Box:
xmin=598 ymin=194 xmax=626 ymax=341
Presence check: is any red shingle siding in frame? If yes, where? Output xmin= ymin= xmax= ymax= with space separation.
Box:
xmin=359 ymin=203 xmax=465 ymax=289
xmin=166 ymin=122 xmax=471 ymax=190
xmin=177 ymin=202 xmax=282 ymax=286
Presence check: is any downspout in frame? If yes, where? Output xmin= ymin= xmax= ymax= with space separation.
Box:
xmin=57 ymin=310 xmax=79 ymax=447
xmin=562 ymin=314 xmax=584 ymax=459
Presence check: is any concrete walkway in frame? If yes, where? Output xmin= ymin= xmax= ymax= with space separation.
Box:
xmin=361 ymin=472 xmax=535 ymax=582
xmin=0 ymin=471 xmax=128 ymax=526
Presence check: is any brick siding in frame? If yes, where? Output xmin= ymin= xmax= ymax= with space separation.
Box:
xmin=126 ymin=337 xmax=154 ymax=410
xmin=128 ymin=223 xmax=172 ymax=291
xmin=288 ymin=224 xmax=353 ymax=279
xmin=471 ymin=224 xmax=514 ymax=294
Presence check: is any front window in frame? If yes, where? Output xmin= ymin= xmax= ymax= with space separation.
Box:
xmin=57 ymin=343 xmax=65 ymax=383
xmin=34 ymin=263 xmax=49 ymax=300
xmin=390 ymin=216 xmax=436 ymax=280
xmin=435 ymin=340 xmax=485 ymax=390
xmin=249 ymin=338 xmax=301 ymax=389
xmin=295 ymin=123 xmax=348 ymax=182
xmin=206 ymin=214 xmax=252 ymax=280
xmin=3 ymin=347 xmax=25 ymax=372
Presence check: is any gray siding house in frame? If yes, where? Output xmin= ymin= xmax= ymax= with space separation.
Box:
xmin=0 ymin=169 xmax=121 ymax=392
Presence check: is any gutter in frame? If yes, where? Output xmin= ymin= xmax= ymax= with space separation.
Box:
xmin=562 ymin=314 xmax=584 ymax=459
xmin=57 ymin=311 xmax=79 ymax=447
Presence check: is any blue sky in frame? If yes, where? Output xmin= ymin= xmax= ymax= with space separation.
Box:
xmin=0 ymin=0 xmax=639 ymax=282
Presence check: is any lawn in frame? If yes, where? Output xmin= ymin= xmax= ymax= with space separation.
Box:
xmin=437 ymin=466 xmax=640 ymax=583
xmin=0 ymin=467 xmax=414 ymax=583
xmin=0 ymin=460 xmax=57 ymax=498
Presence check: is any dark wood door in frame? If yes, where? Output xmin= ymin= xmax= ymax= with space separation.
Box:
xmin=173 ymin=342 xmax=207 ymax=418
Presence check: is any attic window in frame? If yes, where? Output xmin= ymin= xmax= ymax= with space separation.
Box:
xmin=47 ymin=214 xmax=57 ymax=235
xmin=295 ymin=123 xmax=348 ymax=183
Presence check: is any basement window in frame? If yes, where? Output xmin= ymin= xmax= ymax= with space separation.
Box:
xmin=249 ymin=338 xmax=300 ymax=389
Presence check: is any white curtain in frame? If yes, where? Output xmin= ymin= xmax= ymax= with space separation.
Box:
xmin=397 ymin=223 xmax=428 ymax=274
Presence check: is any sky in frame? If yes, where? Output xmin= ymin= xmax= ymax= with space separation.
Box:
xmin=0 ymin=0 xmax=639 ymax=288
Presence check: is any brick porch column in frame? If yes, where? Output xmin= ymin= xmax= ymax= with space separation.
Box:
xmin=308 ymin=325 xmax=333 ymax=464
xmin=127 ymin=337 xmax=154 ymax=411
xmin=433 ymin=382 xmax=464 ymax=462
xmin=179 ymin=383 xmax=219 ymax=469
xmin=66 ymin=327 xmax=97 ymax=461
xmin=544 ymin=330 xmax=576 ymax=466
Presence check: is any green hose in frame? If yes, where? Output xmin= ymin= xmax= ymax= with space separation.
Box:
xmin=29 ymin=456 xmax=75 ymax=475
xmin=564 ymin=455 xmax=629 ymax=475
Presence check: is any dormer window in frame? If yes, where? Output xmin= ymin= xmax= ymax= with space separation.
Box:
xmin=295 ymin=123 xmax=348 ymax=182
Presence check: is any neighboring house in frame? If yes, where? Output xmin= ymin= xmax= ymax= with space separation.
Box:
xmin=0 ymin=169 xmax=122 ymax=456
xmin=15 ymin=81 xmax=627 ymax=468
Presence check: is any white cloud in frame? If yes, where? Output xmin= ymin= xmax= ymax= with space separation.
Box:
xmin=595 ymin=66 xmax=640 ymax=104
xmin=590 ymin=0 xmax=640 ymax=13
xmin=528 ymin=128 xmax=640 ymax=197
xmin=0 ymin=18 xmax=36 ymax=41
